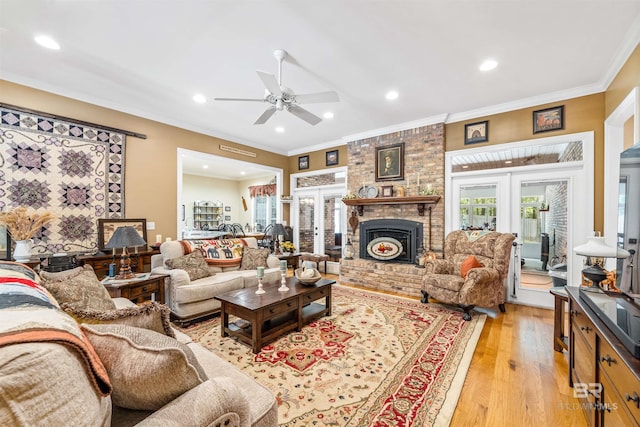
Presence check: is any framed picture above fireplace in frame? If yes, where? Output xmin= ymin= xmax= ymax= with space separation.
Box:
xmin=375 ymin=143 xmax=404 ymax=182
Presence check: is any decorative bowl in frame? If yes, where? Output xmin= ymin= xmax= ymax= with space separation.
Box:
xmin=294 ymin=268 xmax=321 ymax=285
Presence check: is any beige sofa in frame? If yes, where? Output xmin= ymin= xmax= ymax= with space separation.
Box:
xmin=0 ymin=263 xmax=278 ymax=427
xmin=151 ymin=237 xmax=280 ymax=324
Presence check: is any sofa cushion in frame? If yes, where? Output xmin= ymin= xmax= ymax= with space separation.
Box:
xmin=240 ymin=247 xmax=270 ymax=270
xmin=39 ymin=265 xmax=116 ymax=311
xmin=82 ymin=324 xmax=208 ymax=411
xmin=165 ymin=250 xmax=211 ymax=281
xmin=64 ymin=301 xmax=175 ymax=338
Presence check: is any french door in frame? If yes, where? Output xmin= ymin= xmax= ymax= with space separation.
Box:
xmin=291 ymin=168 xmax=347 ymax=274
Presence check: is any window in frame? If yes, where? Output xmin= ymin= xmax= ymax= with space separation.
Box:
xmin=253 ymin=195 xmax=276 ymax=230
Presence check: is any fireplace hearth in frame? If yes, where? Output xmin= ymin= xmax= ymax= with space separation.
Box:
xmin=360 ymin=219 xmax=423 ymax=264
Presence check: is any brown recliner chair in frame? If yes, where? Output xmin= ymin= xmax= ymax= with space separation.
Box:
xmin=421 ymin=230 xmax=516 ymax=320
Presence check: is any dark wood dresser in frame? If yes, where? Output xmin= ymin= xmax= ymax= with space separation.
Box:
xmin=568 ymin=286 xmax=640 ymax=426
xmin=78 ymin=248 xmax=159 ymax=279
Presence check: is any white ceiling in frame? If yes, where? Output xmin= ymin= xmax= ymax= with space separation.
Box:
xmin=1 ymin=0 xmax=640 ymax=161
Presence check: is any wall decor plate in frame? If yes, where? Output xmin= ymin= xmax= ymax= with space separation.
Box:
xmin=367 ymin=237 xmax=403 ymax=260
xmin=358 ymin=185 xmax=378 ymax=199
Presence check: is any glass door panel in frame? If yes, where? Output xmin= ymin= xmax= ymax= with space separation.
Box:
xmin=323 ymin=194 xmax=344 ymax=262
xmin=297 ymin=195 xmax=316 ymax=253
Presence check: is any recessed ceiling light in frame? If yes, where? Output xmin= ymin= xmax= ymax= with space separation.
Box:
xmin=34 ymin=35 xmax=60 ymax=50
xmin=275 ymin=126 xmax=285 ymax=133
xmin=479 ymin=59 xmax=498 ymax=72
xmin=240 ymin=171 xmax=246 ymax=175
xmin=462 ymin=165 xmax=469 ymax=169
xmin=193 ymin=94 xmax=207 ymax=104
xmin=385 ymin=90 xmax=399 ymax=100
xmin=323 ymin=112 xmax=334 ymax=119
xmin=505 ymin=160 xmax=512 ymax=164
xmin=202 ymin=164 xmax=209 ymax=169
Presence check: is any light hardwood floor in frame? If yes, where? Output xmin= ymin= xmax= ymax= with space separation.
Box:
xmin=323 ymin=273 xmax=587 ymax=427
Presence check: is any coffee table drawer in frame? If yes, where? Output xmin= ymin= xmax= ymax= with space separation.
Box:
xmin=264 ymin=299 xmax=299 ymax=321
xmin=302 ymin=287 xmax=329 ymax=304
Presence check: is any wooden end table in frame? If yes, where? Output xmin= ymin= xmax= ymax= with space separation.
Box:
xmin=215 ymin=276 xmax=335 ymax=353
xmin=277 ymin=253 xmax=300 ymax=270
xmin=103 ymin=273 xmax=168 ymax=305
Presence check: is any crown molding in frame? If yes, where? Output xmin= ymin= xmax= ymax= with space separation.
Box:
xmin=600 ymin=15 xmax=640 ymax=89
xmin=446 ymin=83 xmax=603 ymax=124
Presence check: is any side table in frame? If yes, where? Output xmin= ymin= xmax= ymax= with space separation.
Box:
xmin=278 ymin=253 xmax=300 ymax=271
xmin=550 ymin=286 xmax=569 ymax=352
xmin=103 ymin=274 xmax=168 ymax=305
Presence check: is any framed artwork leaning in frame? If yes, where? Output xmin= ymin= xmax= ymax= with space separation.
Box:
xmin=98 ymin=218 xmax=148 ymax=252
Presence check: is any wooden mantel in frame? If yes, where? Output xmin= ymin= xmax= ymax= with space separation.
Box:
xmin=342 ymin=195 xmax=441 ymax=216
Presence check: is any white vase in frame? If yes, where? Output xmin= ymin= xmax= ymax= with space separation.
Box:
xmin=13 ymin=239 xmax=33 ymax=262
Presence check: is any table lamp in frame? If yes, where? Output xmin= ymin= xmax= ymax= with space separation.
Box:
xmin=574 ymin=232 xmax=629 ymax=292
xmin=272 ymin=223 xmax=286 ymax=254
xmin=105 ymin=226 xmax=147 ymax=279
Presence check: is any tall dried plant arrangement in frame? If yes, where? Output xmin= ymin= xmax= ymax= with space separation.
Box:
xmin=0 ymin=207 xmax=55 ymax=241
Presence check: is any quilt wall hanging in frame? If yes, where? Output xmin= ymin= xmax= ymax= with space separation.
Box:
xmin=0 ymin=106 xmax=126 ymax=256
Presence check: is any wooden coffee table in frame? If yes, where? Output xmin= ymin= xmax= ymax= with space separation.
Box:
xmin=215 ymin=276 xmax=335 ymax=353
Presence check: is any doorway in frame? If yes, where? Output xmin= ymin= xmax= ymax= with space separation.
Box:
xmin=291 ymin=168 xmax=347 ymax=274
xmin=446 ymin=132 xmax=594 ymax=308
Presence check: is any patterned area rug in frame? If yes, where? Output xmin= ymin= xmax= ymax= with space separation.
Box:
xmin=177 ymin=285 xmax=485 ymax=427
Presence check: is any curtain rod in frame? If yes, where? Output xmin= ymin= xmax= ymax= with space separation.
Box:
xmin=0 ymin=102 xmax=147 ymax=139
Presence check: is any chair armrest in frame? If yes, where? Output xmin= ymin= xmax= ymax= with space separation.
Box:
xmin=135 ymin=377 xmax=251 ymax=427
xmin=151 ymin=266 xmax=190 ymax=288
xmin=465 ymin=267 xmax=499 ymax=284
xmin=424 ymin=259 xmax=454 ymax=274
xmin=150 ymin=254 xmax=164 ymax=270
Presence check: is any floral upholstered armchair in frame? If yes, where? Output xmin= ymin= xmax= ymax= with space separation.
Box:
xmin=421 ymin=230 xmax=515 ymax=320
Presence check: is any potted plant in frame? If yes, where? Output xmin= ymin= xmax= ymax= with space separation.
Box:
xmin=0 ymin=207 xmax=55 ymax=261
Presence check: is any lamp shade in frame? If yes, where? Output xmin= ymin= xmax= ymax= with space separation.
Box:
xmin=272 ymin=223 xmax=286 ymax=237
xmin=573 ymin=235 xmax=630 ymax=259
xmin=105 ymin=226 xmax=147 ymax=249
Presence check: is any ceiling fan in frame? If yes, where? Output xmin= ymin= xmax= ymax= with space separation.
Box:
xmin=214 ymin=49 xmax=339 ymax=126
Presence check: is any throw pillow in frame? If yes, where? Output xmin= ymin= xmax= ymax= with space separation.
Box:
xmin=81 ymin=324 xmax=208 ymax=411
xmin=39 ymin=265 xmax=116 ymax=311
xmin=461 ymin=255 xmax=483 ymax=279
xmin=240 ymin=247 xmax=270 ymax=270
xmin=63 ymin=301 xmax=175 ymax=338
xmin=198 ymin=238 xmax=245 ymax=268
xmin=165 ymin=250 xmax=211 ymax=281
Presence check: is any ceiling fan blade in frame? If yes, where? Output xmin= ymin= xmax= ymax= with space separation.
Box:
xmin=254 ymin=106 xmax=277 ymax=125
xmin=256 ymin=70 xmax=282 ymax=97
xmin=214 ymin=97 xmax=265 ymax=102
xmin=294 ymin=91 xmax=340 ymax=104
xmin=288 ymin=104 xmax=322 ymax=126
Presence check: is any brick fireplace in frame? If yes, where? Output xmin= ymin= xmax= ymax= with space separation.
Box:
xmin=340 ymin=123 xmax=445 ymax=298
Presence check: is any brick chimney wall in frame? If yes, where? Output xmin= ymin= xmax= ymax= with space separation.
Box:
xmin=340 ymin=123 xmax=446 ymax=297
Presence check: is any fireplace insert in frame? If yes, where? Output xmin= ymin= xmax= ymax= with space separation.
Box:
xmin=360 ymin=219 xmax=423 ymax=264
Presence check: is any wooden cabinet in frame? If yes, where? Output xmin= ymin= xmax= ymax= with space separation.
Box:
xmin=193 ymin=201 xmax=224 ymax=231
xmin=78 ymin=248 xmax=159 ymax=279
xmin=568 ymin=287 xmax=640 ymax=427
xmin=103 ymin=274 xmax=168 ymax=305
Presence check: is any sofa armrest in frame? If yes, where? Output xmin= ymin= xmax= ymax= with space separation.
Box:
xmin=151 ymin=254 xmax=164 ymax=270
xmin=424 ymin=258 xmax=453 ymax=274
xmin=135 ymin=377 xmax=251 ymax=427
xmin=266 ymin=254 xmax=280 ymax=269
xmin=151 ymin=266 xmax=190 ymax=288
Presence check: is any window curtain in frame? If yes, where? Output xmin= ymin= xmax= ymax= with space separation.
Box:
xmin=249 ymin=184 xmax=277 ymax=198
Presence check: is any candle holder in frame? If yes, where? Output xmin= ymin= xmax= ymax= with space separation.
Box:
xmin=278 ymin=271 xmax=289 ymax=292
xmin=255 ymin=277 xmax=265 ymax=294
